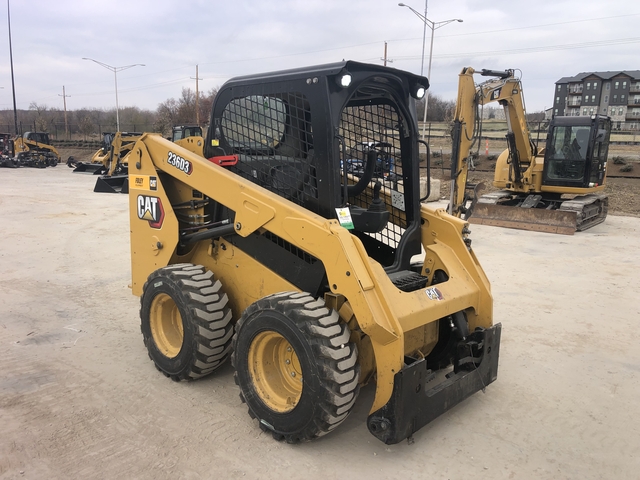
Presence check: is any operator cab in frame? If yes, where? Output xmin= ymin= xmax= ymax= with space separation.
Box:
xmin=23 ymin=132 xmax=52 ymax=145
xmin=205 ymin=61 xmax=429 ymax=276
xmin=172 ymin=125 xmax=203 ymax=142
xmin=542 ymin=115 xmax=610 ymax=188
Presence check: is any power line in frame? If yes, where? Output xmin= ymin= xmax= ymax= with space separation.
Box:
xmin=433 ymin=13 xmax=640 ymax=39
xmin=389 ymin=36 xmax=640 ymax=61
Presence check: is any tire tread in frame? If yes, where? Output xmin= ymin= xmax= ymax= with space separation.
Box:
xmin=231 ymin=291 xmax=360 ymax=443
xmin=141 ymin=264 xmax=233 ymax=381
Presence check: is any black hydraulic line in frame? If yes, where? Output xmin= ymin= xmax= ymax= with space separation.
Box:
xmin=180 ymin=220 xmax=236 ymax=245
xmin=480 ymin=69 xmax=513 ymax=79
xmin=505 ymin=132 xmax=523 ymax=184
xmin=450 ymin=120 xmax=463 ymax=180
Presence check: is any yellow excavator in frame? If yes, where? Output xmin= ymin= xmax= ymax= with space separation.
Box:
xmin=449 ymin=67 xmax=610 ymax=234
xmin=125 ymin=61 xmax=501 ymax=444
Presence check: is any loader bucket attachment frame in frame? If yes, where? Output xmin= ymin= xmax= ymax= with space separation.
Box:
xmin=368 ymin=324 xmax=501 ymax=444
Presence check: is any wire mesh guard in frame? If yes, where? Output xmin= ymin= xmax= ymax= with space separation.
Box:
xmin=340 ymin=104 xmax=406 ymax=250
xmin=220 ymin=92 xmax=407 ymax=252
xmin=221 ymin=93 xmax=319 ymax=213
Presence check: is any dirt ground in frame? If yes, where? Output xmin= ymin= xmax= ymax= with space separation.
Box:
xmin=431 ymin=167 xmax=640 ymax=218
xmin=1 ymin=167 xmax=640 ymax=479
xmin=426 ymin=148 xmax=640 ymax=218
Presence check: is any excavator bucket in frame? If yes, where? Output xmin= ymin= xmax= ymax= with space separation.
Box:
xmin=468 ymin=203 xmax=578 ymax=235
xmin=94 ymin=175 xmax=129 ymax=194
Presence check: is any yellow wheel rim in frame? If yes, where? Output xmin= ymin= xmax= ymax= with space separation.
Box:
xmin=247 ymin=331 xmax=303 ymax=413
xmin=149 ymin=293 xmax=184 ymax=358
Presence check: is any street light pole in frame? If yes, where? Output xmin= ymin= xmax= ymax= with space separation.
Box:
xmin=82 ymin=58 xmax=145 ymax=132
xmin=7 ymin=0 xmax=19 ymax=135
xmin=398 ymin=2 xmax=462 ymax=139
xmin=419 ymin=0 xmax=427 ymax=76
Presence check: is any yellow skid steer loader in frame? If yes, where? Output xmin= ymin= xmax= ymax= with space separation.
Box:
xmin=126 ymin=61 xmax=501 ymax=444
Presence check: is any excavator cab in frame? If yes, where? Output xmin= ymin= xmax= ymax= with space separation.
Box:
xmin=542 ymin=115 xmax=610 ymax=189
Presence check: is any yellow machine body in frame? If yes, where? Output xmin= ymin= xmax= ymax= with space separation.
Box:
xmin=126 ymin=62 xmax=500 ymax=444
xmin=129 ymin=135 xmax=492 ymax=412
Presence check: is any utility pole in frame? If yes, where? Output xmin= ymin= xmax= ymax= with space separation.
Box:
xmin=191 ymin=65 xmax=202 ymax=125
xmin=381 ymin=42 xmax=393 ymax=67
xmin=59 ymin=86 xmax=70 ymax=140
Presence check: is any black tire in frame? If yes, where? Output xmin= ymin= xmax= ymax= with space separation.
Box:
xmin=140 ymin=263 xmax=233 ymax=381
xmin=232 ymin=291 xmax=360 ymax=443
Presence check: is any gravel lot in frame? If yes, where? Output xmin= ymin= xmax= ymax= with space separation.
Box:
xmin=1 ymin=167 xmax=639 ymax=479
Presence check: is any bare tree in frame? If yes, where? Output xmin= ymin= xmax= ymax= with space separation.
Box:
xmin=29 ymin=102 xmax=49 ymax=131
xmin=154 ymin=98 xmax=179 ymax=136
xmin=416 ymin=94 xmax=456 ymax=122
xmin=198 ymin=87 xmax=218 ymax=126
xmin=78 ymin=116 xmax=94 ymax=140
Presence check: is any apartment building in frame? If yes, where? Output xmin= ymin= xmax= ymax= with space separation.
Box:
xmin=553 ymin=71 xmax=640 ymax=130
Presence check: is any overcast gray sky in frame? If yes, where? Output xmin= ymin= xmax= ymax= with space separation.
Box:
xmin=0 ymin=0 xmax=638 ymax=114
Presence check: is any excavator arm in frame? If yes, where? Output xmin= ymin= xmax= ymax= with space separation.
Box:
xmin=449 ymin=67 xmax=535 ymax=218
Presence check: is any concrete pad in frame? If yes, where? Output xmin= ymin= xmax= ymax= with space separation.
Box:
xmin=1 ymin=167 xmax=639 ymax=478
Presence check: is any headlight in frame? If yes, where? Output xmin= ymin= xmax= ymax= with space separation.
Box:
xmin=415 ymin=86 xmax=426 ymax=99
xmin=336 ymin=73 xmax=352 ymax=88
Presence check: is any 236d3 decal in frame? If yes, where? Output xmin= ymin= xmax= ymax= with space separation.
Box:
xmin=167 ymin=151 xmax=192 ymax=175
